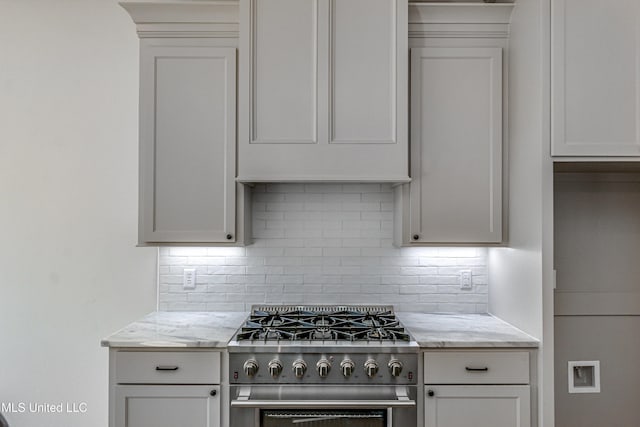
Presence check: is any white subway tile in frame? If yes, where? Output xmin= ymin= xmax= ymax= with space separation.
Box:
xmin=159 ymin=186 xmax=488 ymax=314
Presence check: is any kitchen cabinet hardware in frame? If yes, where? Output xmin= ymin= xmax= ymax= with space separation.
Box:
xmin=465 ymin=367 xmax=489 ymax=372
xmin=155 ymin=365 xmax=179 ymax=371
xmin=111 ymin=349 xmax=222 ymax=427
xmin=226 ymin=234 xmax=233 ymax=240
xmin=412 ymin=234 xmax=419 ymax=241
xmin=425 ymin=350 xmax=532 ymax=427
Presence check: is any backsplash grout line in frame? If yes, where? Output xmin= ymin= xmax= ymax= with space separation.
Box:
xmin=159 ymin=183 xmax=488 ymax=313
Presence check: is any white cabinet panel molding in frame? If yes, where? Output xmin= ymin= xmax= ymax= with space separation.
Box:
xmin=406 ymin=47 xmax=503 ymax=244
xmin=552 ymin=0 xmax=640 ymax=156
xmin=248 ymin=0 xmax=318 ymax=144
xmin=139 ymin=44 xmax=237 ymax=243
xmin=330 ymin=0 xmax=397 ymax=144
xmin=238 ymin=0 xmax=409 ymax=181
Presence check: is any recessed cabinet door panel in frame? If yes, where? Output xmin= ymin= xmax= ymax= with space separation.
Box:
xmin=251 ymin=0 xmax=317 ymax=143
xmin=140 ymin=46 xmax=236 ymax=243
xmin=425 ymin=386 xmax=530 ymax=427
xmin=552 ymin=0 xmax=640 ymax=156
xmin=238 ymin=0 xmax=409 ymax=181
xmin=115 ymin=385 xmax=219 ymax=427
xmin=410 ymin=47 xmax=502 ymax=243
xmin=331 ymin=0 xmax=395 ymax=143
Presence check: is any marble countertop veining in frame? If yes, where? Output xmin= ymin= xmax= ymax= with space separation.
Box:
xmin=101 ymin=311 xmax=248 ymax=348
xmin=101 ymin=311 xmax=538 ymax=349
xmin=397 ymin=312 xmax=539 ymax=348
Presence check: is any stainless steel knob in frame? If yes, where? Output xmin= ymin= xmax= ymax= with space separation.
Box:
xmin=316 ymin=359 xmax=331 ymax=378
xmin=364 ymin=359 xmax=379 ymax=378
xmin=243 ymin=359 xmax=259 ymax=377
xmin=292 ymin=359 xmax=307 ymax=379
xmin=388 ymin=359 xmax=403 ymax=377
xmin=268 ymin=359 xmax=283 ymax=378
xmin=340 ymin=359 xmax=355 ymax=378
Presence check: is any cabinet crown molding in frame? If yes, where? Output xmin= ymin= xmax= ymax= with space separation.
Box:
xmin=409 ymin=2 xmax=514 ymax=38
xmin=120 ymin=1 xmax=239 ymax=38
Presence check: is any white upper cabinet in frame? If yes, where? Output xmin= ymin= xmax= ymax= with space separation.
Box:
xmin=140 ymin=44 xmax=237 ymax=243
xmin=408 ymin=47 xmax=503 ymax=244
xmin=120 ymin=2 xmax=251 ymax=245
xmin=395 ymin=3 xmax=511 ymax=246
xmin=238 ymin=0 xmax=409 ymax=182
xmin=552 ymin=0 xmax=640 ymax=157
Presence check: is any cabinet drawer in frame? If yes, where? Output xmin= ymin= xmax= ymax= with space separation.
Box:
xmin=115 ymin=351 xmax=220 ymax=384
xmin=424 ymin=351 xmax=529 ymax=384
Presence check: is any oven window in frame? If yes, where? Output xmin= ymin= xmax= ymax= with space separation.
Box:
xmin=261 ymin=409 xmax=387 ymax=427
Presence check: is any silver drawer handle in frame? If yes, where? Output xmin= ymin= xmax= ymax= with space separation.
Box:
xmin=465 ymin=367 xmax=489 ymax=372
xmin=156 ymin=365 xmax=179 ymax=371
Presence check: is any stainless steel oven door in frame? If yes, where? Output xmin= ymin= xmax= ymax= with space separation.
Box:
xmin=230 ymin=385 xmax=416 ymax=427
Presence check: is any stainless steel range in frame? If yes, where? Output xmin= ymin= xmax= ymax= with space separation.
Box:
xmin=228 ymin=305 xmax=418 ymax=427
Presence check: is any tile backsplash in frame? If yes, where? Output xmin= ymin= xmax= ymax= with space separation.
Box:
xmin=159 ymin=184 xmax=488 ymax=313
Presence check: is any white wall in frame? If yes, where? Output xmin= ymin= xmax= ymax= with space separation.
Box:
xmin=0 ymin=2 xmax=157 ymax=427
xmin=487 ymin=0 xmax=550 ymax=425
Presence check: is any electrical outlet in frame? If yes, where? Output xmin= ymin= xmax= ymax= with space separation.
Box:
xmin=459 ymin=270 xmax=472 ymax=290
xmin=183 ymin=268 xmax=196 ymax=290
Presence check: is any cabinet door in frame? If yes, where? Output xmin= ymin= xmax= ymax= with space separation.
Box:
xmin=139 ymin=44 xmax=236 ymax=243
xmin=552 ymin=0 xmax=640 ymax=156
xmin=115 ymin=385 xmax=220 ymax=427
xmin=238 ymin=0 xmax=408 ymax=181
xmin=409 ymin=47 xmax=502 ymax=243
xmin=425 ymin=385 xmax=530 ymax=427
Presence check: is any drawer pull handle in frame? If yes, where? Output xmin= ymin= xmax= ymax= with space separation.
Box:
xmin=465 ymin=367 xmax=489 ymax=372
xmin=156 ymin=366 xmax=179 ymax=371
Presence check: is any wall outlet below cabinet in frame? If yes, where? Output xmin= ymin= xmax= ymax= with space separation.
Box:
xmin=183 ymin=268 xmax=196 ymax=290
xmin=459 ymin=270 xmax=473 ymax=290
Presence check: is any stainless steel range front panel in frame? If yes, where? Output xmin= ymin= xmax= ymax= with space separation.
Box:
xmin=229 ymin=352 xmax=418 ymax=385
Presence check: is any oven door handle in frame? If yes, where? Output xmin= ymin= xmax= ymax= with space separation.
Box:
xmin=230 ymin=399 xmax=415 ymax=408
xmin=230 ymin=386 xmax=415 ymax=408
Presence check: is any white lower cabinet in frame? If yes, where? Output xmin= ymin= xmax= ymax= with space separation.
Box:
xmin=425 ymin=385 xmax=530 ymax=427
xmin=115 ymin=385 xmax=220 ymax=427
xmin=424 ymin=351 xmax=532 ymax=427
xmin=109 ymin=350 xmax=222 ymax=427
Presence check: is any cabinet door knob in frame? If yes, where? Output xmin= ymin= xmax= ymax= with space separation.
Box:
xmin=210 ymin=389 xmax=217 ymax=397
xmin=427 ymin=390 xmax=435 ymax=397
xmin=412 ymin=234 xmax=419 ymax=240
xmin=226 ymin=234 xmax=233 ymax=240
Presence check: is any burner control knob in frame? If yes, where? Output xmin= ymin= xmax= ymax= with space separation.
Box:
xmin=316 ymin=359 xmax=331 ymax=378
xmin=243 ymin=359 xmax=259 ymax=378
xmin=292 ymin=359 xmax=307 ymax=379
xmin=340 ymin=359 xmax=355 ymax=378
xmin=364 ymin=359 xmax=379 ymax=378
xmin=268 ymin=360 xmax=283 ymax=378
xmin=388 ymin=359 xmax=403 ymax=377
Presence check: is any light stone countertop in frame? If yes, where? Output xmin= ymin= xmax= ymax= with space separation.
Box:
xmin=397 ymin=312 xmax=539 ymax=348
xmin=101 ymin=311 xmax=248 ymax=348
xmin=101 ymin=311 xmax=538 ymax=349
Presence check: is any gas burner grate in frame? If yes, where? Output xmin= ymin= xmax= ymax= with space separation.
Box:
xmin=235 ymin=306 xmax=411 ymax=342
